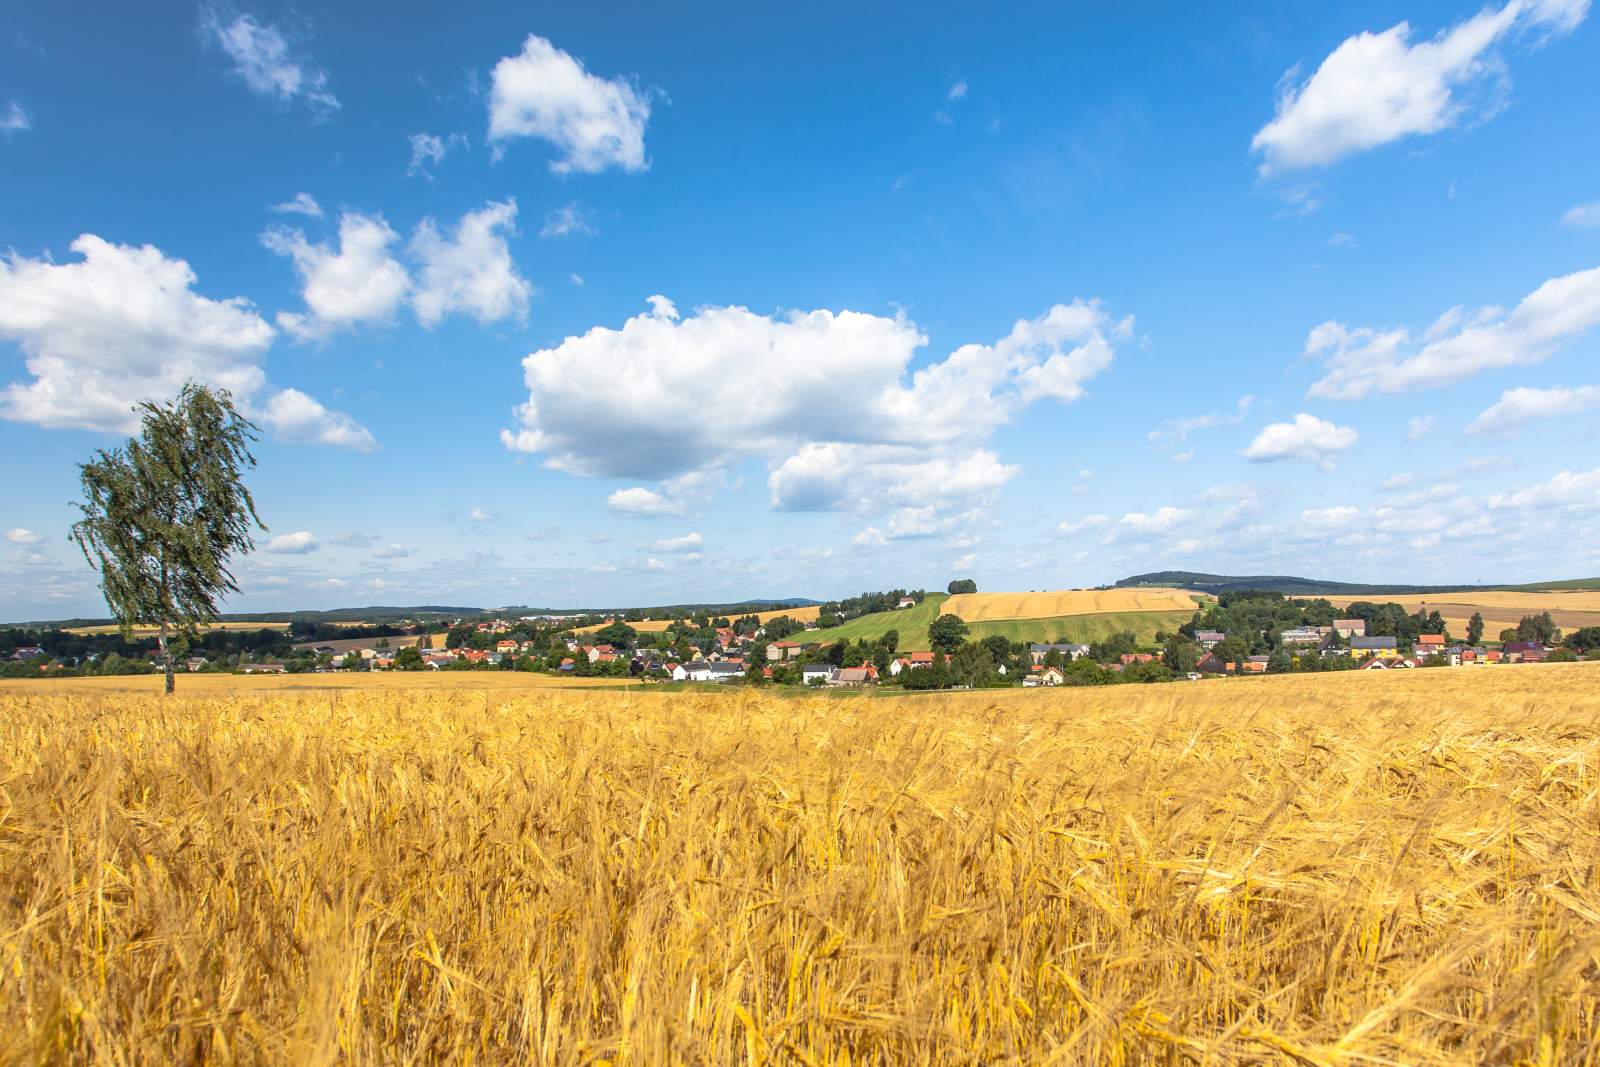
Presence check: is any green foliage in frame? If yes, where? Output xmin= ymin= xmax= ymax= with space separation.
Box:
xmin=394 ymin=647 xmax=426 ymax=671
xmin=1515 ymin=612 xmax=1559 ymax=644
xmin=1162 ymin=637 xmax=1200 ymax=673
xmin=948 ymin=642 xmax=996 ymax=687
xmin=947 ymin=578 xmax=978 ymax=595
xmin=1467 ymin=612 xmax=1485 ymax=646
xmin=593 ymin=622 xmax=639 ymax=648
xmin=928 ymin=614 xmax=970 ymax=654
xmin=1089 ymin=630 xmax=1138 ymax=662
xmin=1565 ymin=627 xmax=1600 ymax=653
xmin=70 ymin=382 xmax=263 ymax=694
xmin=763 ymin=615 xmax=805 ymax=641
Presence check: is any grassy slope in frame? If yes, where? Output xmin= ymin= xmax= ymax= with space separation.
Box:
xmin=1497 ymin=578 xmax=1600 ymax=591
xmin=802 ymin=595 xmax=949 ymax=647
xmin=960 ymin=611 xmax=1195 ymax=649
xmin=803 ymin=595 xmax=1194 ymax=651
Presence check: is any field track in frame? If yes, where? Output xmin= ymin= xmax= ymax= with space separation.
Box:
xmin=3 ymin=663 xmax=1598 ymax=1062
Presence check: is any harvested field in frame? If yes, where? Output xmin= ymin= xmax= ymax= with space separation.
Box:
xmin=3 ymin=665 xmax=1599 ymax=1063
xmin=1330 ymin=590 xmax=1600 ymax=638
xmin=61 ymin=620 xmax=292 ymax=636
xmin=574 ymin=605 xmax=822 ymax=635
xmin=943 ymin=587 xmax=1202 ymax=621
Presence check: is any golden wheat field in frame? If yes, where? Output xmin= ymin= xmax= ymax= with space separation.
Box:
xmin=4 ymin=666 xmax=1600 ymax=1064
xmin=942 ymin=587 xmax=1202 ymax=622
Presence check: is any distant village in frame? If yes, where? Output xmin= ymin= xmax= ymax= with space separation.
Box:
xmin=5 ymin=584 xmax=1596 ymax=686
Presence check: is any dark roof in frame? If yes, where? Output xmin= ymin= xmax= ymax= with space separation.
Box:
xmin=1351 ymin=636 xmax=1397 ymax=649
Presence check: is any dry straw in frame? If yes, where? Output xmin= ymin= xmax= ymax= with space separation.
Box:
xmin=3 ymin=665 xmax=1598 ymax=1063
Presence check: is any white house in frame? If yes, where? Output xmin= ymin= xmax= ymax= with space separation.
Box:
xmin=801 ymin=665 xmax=834 ymax=685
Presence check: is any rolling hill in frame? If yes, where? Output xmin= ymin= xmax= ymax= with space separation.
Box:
xmin=802 ymin=589 xmax=1200 ymax=652
xmin=1117 ymin=571 xmax=1600 ymax=596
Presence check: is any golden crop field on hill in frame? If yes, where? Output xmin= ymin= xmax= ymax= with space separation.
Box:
xmin=576 ymin=605 xmax=822 ymax=634
xmin=942 ymin=586 xmax=1202 ymax=621
xmin=3 ymin=665 xmax=1598 ymax=1064
xmin=62 ymin=619 xmax=293 ymax=636
xmin=1330 ymin=590 xmax=1600 ymax=638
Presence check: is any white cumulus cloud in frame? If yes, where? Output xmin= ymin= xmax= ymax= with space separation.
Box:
xmin=266 ymin=203 xmax=531 ymax=337
xmin=541 ymin=201 xmax=596 ymax=239
xmin=647 ymin=531 xmax=703 ymax=553
xmin=0 ymin=234 xmax=372 ymax=448
xmin=1058 ymin=514 xmax=1111 ymax=535
xmin=0 ymin=235 xmax=271 ymax=431
xmin=1305 ymin=266 xmax=1600 ymax=399
xmin=606 ymin=470 xmax=725 ymax=518
xmin=259 ymin=388 xmax=376 ymax=451
xmin=407 ymin=132 xmax=467 ymax=178
xmin=270 ymin=192 xmax=322 ymax=217
xmin=487 ymin=35 xmax=650 ymax=173
xmin=1119 ymin=506 xmax=1194 ymax=535
xmin=6 ymin=528 xmax=44 ymax=544
xmin=263 ymin=212 xmax=409 ymax=341
xmin=1466 ymin=385 xmax=1600 ymax=435
xmin=1243 ymin=413 xmax=1359 ymax=469
xmin=1253 ymin=0 xmax=1586 ymax=173
xmin=2 ymin=100 xmax=32 ymax=133
xmin=409 ymin=199 xmax=531 ymax=328
xmin=1487 ymin=467 xmax=1600 ymax=510
xmin=1564 ymin=201 xmax=1600 ymax=228
xmin=503 ymin=295 xmax=1124 ymax=526
xmin=201 ymin=8 xmax=338 ymax=115
xmin=264 ymin=531 xmax=319 ymax=554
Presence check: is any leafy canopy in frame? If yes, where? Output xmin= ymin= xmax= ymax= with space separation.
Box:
xmin=71 ymin=382 xmax=264 ymax=642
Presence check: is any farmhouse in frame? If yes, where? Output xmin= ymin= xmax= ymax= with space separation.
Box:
xmin=686 ymin=661 xmax=743 ymax=682
xmin=1194 ymin=630 xmax=1227 ymax=649
xmin=1334 ymin=619 xmax=1367 ymax=638
xmin=1028 ymin=642 xmax=1090 ymax=665
xmin=1349 ymin=636 xmax=1399 ymax=659
xmin=830 ymin=666 xmax=875 ymax=686
xmin=1024 ymin=665 xmax=1065 ymax=687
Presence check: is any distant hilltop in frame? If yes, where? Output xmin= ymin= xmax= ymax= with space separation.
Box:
xmin=8 ymin=598 xmax=825 ymax=630
xmin=1117 ymin=571 xmax=1600 ymax=597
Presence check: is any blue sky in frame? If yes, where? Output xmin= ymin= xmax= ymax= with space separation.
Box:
xmin=3 ymin=1 xmax=1599 ymax=618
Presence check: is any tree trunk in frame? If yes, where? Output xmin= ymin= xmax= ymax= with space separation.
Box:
xmin=159 ymin=620 xmax=175 ymax=695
